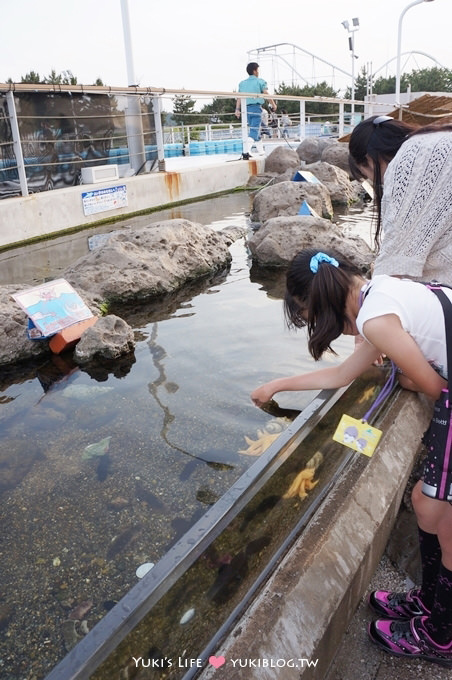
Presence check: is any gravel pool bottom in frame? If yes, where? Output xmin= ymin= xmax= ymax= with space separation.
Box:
xmin=0 ymin=193 xmax=370 ymax=678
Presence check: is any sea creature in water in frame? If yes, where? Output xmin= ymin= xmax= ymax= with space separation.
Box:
xmin=179 ymin=459 xmax=202 ymax=481
xmin=68 ymin=599 xmax=93 ymax=621
xmin=96 ymin=453 xmax=112 ymax=481
xmin=106 ymin=524 xmax=142 ymax=560
xmin=135 ymin=480 xmax=166 ymax=511
xmin=239 ymin=494 xmax=280 ymax=532
xmin=283 ymin=451 xmax=323 ymax=500
xmin=206 ymin=534 xmax=271 ymax=604
xmin=61 ymin=384 xmax=114 ymax=400
xmin=239 ymin=418 xmax=290 ymax=456
xmin=82 ymin=436 xmax=112 ymax=460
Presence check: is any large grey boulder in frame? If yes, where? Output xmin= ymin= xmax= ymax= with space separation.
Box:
xmin=247 ymin=215 xmax=374 ymax=270
xmin=251 ymin=181 xmax=334 ymax=223
xmin=64 ymin=219 xmax=232 ymax=307
xmin=0 ymin=219 xmax=235 ymax=367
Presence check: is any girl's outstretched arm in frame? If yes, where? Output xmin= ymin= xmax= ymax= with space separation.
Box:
xmin=251 ymin=339 xmax=380 ymax=407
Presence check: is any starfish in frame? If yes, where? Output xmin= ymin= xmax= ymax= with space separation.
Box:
xmin=283 ymin=451 xmax=323 ymax=500
xmin=358 ymin=386 xmax=377 ymax=403
xmin=238 ymin=430 xmax=281 ymax=455
xmin=239 ymin=418 xmax=290 ymax=456
xmin=283 ymin=467 xmax=319 ymax=500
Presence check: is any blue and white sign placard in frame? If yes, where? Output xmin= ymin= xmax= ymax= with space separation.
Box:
xmin=82 ymin=185 xmax=128 ymax=216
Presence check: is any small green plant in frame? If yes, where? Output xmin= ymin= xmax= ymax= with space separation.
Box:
xmin=98 ymin=301 xmax=109 ymax=316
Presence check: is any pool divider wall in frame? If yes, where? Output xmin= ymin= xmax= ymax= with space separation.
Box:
xmin=198 ymin=389 xmax=433 ymax=680
xmin=0 ymin=157 xmax=264 ymax=250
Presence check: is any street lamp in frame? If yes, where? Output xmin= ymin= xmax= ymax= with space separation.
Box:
xmin=342 ymin=18 xmax=359 ymax=118
xmin=395 ymin=0 xmax=435 ymax=115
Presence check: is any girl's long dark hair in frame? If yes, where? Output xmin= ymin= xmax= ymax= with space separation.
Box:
xmin=284 ymin=248 xmax=362 ymax=360
xmin=348 ymin=117 xmax=452 ymax=248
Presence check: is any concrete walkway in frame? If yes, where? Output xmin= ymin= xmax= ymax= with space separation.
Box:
xmin=325 ymin=553 xmax=451 ymax=680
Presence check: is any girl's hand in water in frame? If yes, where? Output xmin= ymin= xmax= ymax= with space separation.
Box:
xmin=251 ymin=384 xmax=275 ymax=407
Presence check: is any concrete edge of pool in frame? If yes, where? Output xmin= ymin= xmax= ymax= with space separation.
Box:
xmin=199 ymin=389 xmax=432 ymax=680
xmin=0 ymin=155 xmax=265 ymax=250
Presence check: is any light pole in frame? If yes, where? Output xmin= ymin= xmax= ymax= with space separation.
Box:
xmin=342 ymin=17 xmax=359 ymax=118
xmin=395 ymin=0 xmax=435 ymax=116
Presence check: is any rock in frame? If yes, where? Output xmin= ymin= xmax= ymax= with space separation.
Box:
xmin=73 ymin=315 xmax=135 ymax=364
xmin=264 ymin=146 xmax=300 ymax=174
xmin=218 ymin=225 xmax=246 ymax=246
xmin=0 ymin=285 xmax=49 ymax=365
xmin=296 ymin=137 xmax=335 ymax=164
xmin=320 ymin=141 xmax=351 ymax=175
xmin=64 ymin=219 xmax=232 ymax=307
xmin=246 ymin=215 xmax=373 ymax=270
xmin=251 ymin=180 xmax=333 ymax=223
xmin=304 ymin=161 xmax=358 ymax=205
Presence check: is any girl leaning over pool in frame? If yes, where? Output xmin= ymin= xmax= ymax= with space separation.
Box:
xmin=251 ymin=248 xmax=452 ymax=668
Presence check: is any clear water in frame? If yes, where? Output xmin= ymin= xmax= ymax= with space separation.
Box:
xmin=0 ymin=193 xmax=373 ymax=678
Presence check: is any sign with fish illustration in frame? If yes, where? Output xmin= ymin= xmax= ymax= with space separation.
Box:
xmin=12 ymin=279 xmax=94 ymax=339
xmin=333 ymin=414 xmax=382 ymax=457
xmin=81 ymin=185 xmax=127 ymax=216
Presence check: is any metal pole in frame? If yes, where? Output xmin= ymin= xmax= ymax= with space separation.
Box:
xmin=351 ymin=35 xmax=355 ymax=118
xmin=240 ymin=97 xmax=250 ymax=159
xmin=299 ymin=100 xmax=306 ymax=141
xmin=152 ymin=96 xmax=166 ymax=171
xmin=338 ymin=102 xmax=345 ymax=138
xmin=6 ymin=91 xmax=29 ymax=197
xmin=120 ymin=0 xmax=146 ymax=173
xmin=395 ymin=0 xmax=435 ymax=117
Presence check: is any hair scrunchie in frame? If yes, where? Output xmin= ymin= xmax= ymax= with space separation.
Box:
xmin=310 ymin=252 xmax=339 ymax=273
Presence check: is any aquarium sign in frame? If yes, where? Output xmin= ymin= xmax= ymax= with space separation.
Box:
xmin=81 ymin=185 xmax=128 ymax=216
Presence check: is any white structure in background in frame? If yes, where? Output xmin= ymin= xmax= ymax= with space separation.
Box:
xmin=395 ymin=0 xmax=436 ymax=111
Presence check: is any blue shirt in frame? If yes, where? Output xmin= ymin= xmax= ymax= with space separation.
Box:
xmin=238 ymin=75 xmax=267 ymax=105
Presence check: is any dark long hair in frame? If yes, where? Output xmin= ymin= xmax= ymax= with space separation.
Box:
xmin=348 ymin=116 xmax=452 ymax=247
xmin=284 ymin=248 xmax=362 ymax=360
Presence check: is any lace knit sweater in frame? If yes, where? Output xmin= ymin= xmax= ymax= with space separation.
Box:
xmin=373 ymin=130 xmax=452 ymax=285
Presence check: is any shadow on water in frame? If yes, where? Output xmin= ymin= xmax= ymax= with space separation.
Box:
xmin=0 ymin=193 xmax=374 ymax=679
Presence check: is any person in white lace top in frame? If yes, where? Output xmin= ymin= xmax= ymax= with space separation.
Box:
xmin=349 ymin=116 xmax=452 ymax=285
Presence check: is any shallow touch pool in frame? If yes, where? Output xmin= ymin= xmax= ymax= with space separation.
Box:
xmin=0 ymin=194 xmax=373 ymax=678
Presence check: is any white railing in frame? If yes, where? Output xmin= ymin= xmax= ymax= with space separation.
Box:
xmin=0 ymin=82 xmax=367 ymax=199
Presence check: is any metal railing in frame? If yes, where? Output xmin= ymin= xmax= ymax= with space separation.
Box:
xmin=0 ymin=82 xmax=368 ymax=199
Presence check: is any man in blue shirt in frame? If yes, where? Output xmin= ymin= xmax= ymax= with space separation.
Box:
xmin=235 ymin=63 xmax=276 ymax=151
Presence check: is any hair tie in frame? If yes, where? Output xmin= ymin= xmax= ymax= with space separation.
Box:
xmin=372 ymin=115 xmax=393 ymax=127
xmin=310 ymin=252 xmax=339 ymax=273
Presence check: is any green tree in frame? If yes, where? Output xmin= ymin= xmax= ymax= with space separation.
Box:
xmin=346 ymin=66 xmax=371 ymax=102
xmin=275 ymin=82 xmax=339 ymax=116
xmin=373 ymin=66 xmax=452 ymax=95
xmin=21 ymin=71 xmax=42 ymax=84
xmin=172 ymin=94 xmax=196 ymax=126
xmin=198 ymin=97 xmax=236 ymax=123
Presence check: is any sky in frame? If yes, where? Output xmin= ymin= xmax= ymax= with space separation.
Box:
xmin=0 ymin=0 xmax=450 ymax=105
